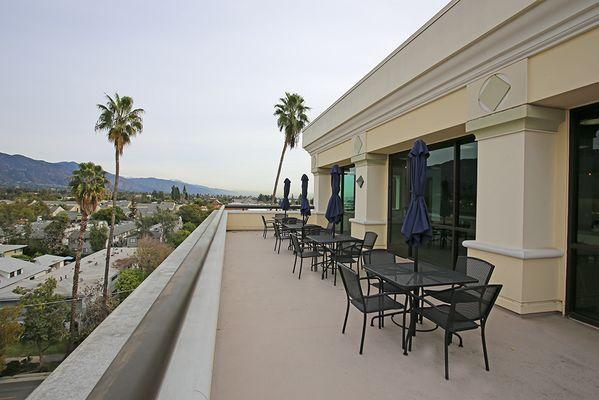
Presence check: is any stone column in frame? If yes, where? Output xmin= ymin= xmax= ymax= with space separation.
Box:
xmin=350 ymin=153 xmax=387 ymax=246
xmin=464 ymin=104 xmax=566 ymax=314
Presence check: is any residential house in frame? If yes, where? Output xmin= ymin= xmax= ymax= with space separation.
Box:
xmin=0 ymin=256 xmax=47 ymax=291
xmin=0 ymin=244 xmax=27 ymax=257
xmin=34 ymin=254 xmax=70 ymax=270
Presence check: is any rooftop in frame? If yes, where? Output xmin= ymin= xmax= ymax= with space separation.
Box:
xmin=0 ymin=244 xmax=27 ymax=254
xmin=27 ymin=211 xmax=599 ymax=400
xmin=212 ymin=231 xmax=599 ymax=400
xmin=34 ymin=254 xmax=70 ymax=268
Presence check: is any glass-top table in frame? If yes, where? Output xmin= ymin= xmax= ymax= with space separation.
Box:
xmin=363 ymin=261 xmax=477 ymax=290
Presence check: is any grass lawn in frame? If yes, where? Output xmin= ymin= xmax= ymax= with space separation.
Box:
xmin=4 ymin=341 xmax=68 ymax=357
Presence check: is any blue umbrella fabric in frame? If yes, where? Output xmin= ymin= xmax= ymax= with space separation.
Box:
xmin=280 ymin=178 xmax=291 ymax=212
xmin=300 ymin=174 xmax=311 ymax=218
xmin=325 ymin=165 xmax=343 ymax=226
xmin=401 ymin=140 xmax=432 ymax=270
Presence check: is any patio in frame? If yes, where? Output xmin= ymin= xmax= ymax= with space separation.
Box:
xmin=212 ymin=231 xmax=599 ymax=400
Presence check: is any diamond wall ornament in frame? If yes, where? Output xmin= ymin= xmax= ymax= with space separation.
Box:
xmin=478 ymin=74 xmax=511 ymax=112
xmin=356 ymin=175 xmax=364 ymax=188
xmin=353 ymin=135 xmax=363 ymax=156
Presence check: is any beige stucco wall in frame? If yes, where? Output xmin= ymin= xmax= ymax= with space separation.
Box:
xmin=315 ymin=140 xmax=353 ymax=168
xmin=366 ymin=88 xmax=468 ymax=153
xmin=529 ymin=27 xmax=599 ymax=104
xmin=226 ymin=211 xmax=315 ymax=231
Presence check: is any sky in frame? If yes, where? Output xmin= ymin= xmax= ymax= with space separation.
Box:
xmin=0 ymin=0 xmax=448 ymax=194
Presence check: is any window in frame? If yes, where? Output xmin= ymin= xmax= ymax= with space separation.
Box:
xmin=388 ymin=137 xmax=477 ymax=268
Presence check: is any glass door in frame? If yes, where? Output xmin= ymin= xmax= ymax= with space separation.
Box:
xmin=339 ymin=166 xmax=355 ymax=235
xmin=388 ymin=137 xmax=477 ymax=268
xmin=568 ymin=103 xmax=599 ymax=325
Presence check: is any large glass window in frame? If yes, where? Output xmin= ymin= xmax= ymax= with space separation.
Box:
xmin=569 ymin=103 xmax=599 ymax=325
xmin=388 ymin=137 xmax=477 ymax=268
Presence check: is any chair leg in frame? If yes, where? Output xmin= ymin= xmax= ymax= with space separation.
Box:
xmin=342 ymin=299 xmax=350 ymax=334
xmin=359 ymin=313 xmax=367 ymax=355
xmin=274 ymin=237 xmax=278 ymax=252
xmin=293 ymin=255 xmax=297 ymax=274
xmin=298 ymin=257 xmax=304 ymax=279
xmin=444 ymin=331 xmax=450 ymax=380
xmin=402 ymin=295 xmax=409 ymax=350
xmin=278 ymin=238 xmax=282 ymax=254
xmin=481 ymin=325 xmax=490 ymax=371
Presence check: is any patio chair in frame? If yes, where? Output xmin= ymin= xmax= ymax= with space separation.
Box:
xmin=329 ymin=240 xmax=363 ymax=286
xmin=362 ymin=249 xmax=407 ymax=295
xmin=273 ymin=223 xmax=289 ymax=254
xmin=407 ymin=284 xmax=503 ymax=379
xmin=338 ymin=264 xmax=405 ymax=354
xmin=325 ymin=221 xmax=335 ymax=234
xmin=290 ymin=234 xmax=322 ymax=279
xmin=261 ymin=215 xmax=274 ymax=239
xmin=424 ymin=256 xmax=495 ymax=304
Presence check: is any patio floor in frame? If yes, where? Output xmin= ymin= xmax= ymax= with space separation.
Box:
xmin=212 ymin=231 xmax=599 ymax=400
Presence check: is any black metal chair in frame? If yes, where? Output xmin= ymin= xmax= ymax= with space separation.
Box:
xmin=362 ymin=249 xmax=408 ymax=295
xmin=328 ymin=240 xmax=363 ymax=286
xmin=338 ymin=264 xmax=405 ymax=354
xmin=407 ymin=284 xmax=503 ymax=379
xmin=261 ymin=215 xmax=274 ymax=239
xmin=290 ymin=234 xmax=322 ymax=279
xmin=325 ymin=221 xmax=335 ymax=234
xmin=424 ymin=256 xmax=495 ymax=303
xmin=273 ymin=223 xmax=289 ymax=254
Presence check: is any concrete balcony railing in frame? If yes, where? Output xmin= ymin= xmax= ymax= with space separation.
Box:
xmin=28 ymin=207 xmax=228 ymax=400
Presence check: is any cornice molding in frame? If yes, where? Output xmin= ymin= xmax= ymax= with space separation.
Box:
xmin=304 ymin=1 xmax=599 ymax=155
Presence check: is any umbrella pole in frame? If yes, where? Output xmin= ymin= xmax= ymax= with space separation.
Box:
xmin=414 ymin=247 xmax=419 ymax=272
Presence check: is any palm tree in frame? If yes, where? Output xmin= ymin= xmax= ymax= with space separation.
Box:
xmin=95 ymin=93 xmax=144 ymax=306
xmin=272 ymin=92 xmax=310 ymax=203
xmin=68 ymin=162 xmax=107 ymax=350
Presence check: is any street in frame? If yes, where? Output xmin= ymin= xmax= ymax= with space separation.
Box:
xmin=0 ymin=377 xmax=44 ymax=400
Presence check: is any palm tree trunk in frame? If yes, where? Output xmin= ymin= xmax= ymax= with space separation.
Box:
xmin=68 ymin=214 xmax=88 ymax=352
xmin=103 ymin=149 xmax=119 ymax=306
xmin=271 ymin=143 xmax=287 ymax=203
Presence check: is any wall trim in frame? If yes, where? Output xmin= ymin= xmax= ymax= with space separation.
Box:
xmin=349 ymin=218 xmax=386 ymax=226
xmin=463 ymin=240 xmax=564 ymax=260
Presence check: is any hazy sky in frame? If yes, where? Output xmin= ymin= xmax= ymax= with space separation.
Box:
xmin=0 ymin=0 xmax=447 ymax=193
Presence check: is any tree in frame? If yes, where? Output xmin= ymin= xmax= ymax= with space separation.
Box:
xmin=114 ymin=269 xmax=147 ymax=301
xmin=182 ymin=185 xmax=188 ymax=201
xmin=68 ymin=162 xmax=108 ymax=350
xmin=43 ymin=212 xmax=70 ymax=255
xmin=92 ymin=206 xmax=126 ymax=224
xmin=271 ymin=92 xmax=310 ymax=202
xmin=178 ymin=204 xmax=210 ymax=225
xmin=167 ymin=229 xmax=191 ymax=247
xmin=129 ymin=198 xmax=138 ymax=219
xmin=13 ymin=278 xmax=69 ymax=368
xmin=95 ymin=93 xmax=144 ymax=307
xmin=153 ymin=209 xmax=178 ymax=241
xmin=170 ymin=185 xmax=181 ymax=201
xmin=89 ymin=223 xmax=108 ymax=252
xmin=135 ymin=237 xmax=173 ymax=274
xmin=78 ymin=282 xmax=117 ymax=341
xmin=0 ymin=306 xmax=23 ymax=372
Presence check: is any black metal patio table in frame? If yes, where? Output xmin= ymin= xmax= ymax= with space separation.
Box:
xmin=306 ymin=233 xmax=361 ymax=283
xmin=282 ymin=221 xmax=305 ymax=232
xmin=363 ymin=261 xmax=477 ymax=354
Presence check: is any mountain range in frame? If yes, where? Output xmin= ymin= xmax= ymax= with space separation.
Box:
xmin=0 ymin=152 xmax=240 ymax=196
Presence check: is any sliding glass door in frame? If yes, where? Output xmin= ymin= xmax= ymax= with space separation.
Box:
xmin=388 ymin=137 xmax=477 ymax=268
xmin=568 ymin=103 xmax=599 ymax=325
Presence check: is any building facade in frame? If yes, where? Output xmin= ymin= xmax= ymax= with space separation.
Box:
xmin=303 ymin=0 xmax=599 ymax=324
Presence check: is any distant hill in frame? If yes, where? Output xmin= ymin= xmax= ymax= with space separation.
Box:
xmin=0 ymin=152 xmax=239 ymax=195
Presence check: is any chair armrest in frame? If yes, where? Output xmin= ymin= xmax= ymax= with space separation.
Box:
xmin=411 ymin=293 xmax=450 ymax=315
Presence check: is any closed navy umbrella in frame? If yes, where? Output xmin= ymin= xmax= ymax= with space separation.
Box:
xmin=401 ymin=140 xmax=432 ymax=272
xmin=280 ymin=178 xmax=291 ymax=215
xmin=325 ymin=165 xmax=343 ymax=235
xmin=300 ymin=174 xmax=311 ymax=221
